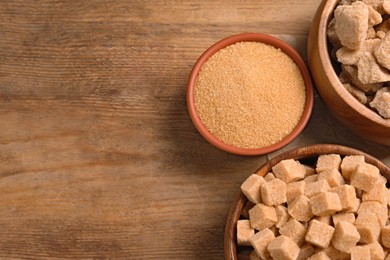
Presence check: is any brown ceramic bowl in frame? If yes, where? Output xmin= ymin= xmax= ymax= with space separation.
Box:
xmin=187 ymin=33 xmax=314 ymax=156
xmin=307 ymin=0 xmax=390 ymax=145
xmin=224 ymin=144 xmax=390 ymax=260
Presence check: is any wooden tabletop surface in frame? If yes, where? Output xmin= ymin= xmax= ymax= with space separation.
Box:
xmin=0 ymin=0 xmax=389 ymax=259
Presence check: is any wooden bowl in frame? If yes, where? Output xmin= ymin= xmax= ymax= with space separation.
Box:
xmin=224 ymin=144 xmax=390 ymax=260
xmin=187 ymin=33 xmax=314 ymax=156
xmin=307 ymin=0 xmax=390 ymax=146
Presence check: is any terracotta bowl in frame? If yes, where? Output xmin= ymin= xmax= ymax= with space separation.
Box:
xmin=187 ymin=33 xmax=314 ymax=156
xmin=307 ymin=0 xmax=390 ymax=145
xmin=224 ymin=144 xmax=390 ymax=260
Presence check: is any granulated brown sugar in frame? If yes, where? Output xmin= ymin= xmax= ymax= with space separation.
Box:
xmin=194 ymin=41 xmax=306 ymax=149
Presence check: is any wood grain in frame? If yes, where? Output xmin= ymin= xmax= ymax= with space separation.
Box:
xmin=0 ymin=0 xmax=388 ymax=259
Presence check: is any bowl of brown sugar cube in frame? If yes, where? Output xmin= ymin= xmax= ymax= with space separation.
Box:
xmin=224 ymin=144 xmax=390 ymax=260
xmin=308 ymin=0 xmax=390 ymax=145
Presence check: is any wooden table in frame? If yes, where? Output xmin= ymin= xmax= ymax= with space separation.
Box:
xmin=0 ymin=1 xmax=389 ymax=259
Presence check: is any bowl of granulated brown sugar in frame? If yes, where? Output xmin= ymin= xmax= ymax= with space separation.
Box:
xmin=187 ymin=33 xmax=314 ymax=156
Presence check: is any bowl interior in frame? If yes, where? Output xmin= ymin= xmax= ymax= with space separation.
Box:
xmin=187 ymin=33 xmax=314 ymax=156
xmin=318 ymin=0 xmax=390 ymax=128
xmin=224 ymin=144 xmax=390 ymax=260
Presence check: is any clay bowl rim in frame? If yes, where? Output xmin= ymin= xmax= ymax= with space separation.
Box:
xmin=224 ymin=143 xmax=390 ymax=260
xmin=187 ymin=33 xmax=314 ymax=156
xmin=318 ymin=0 xmax=390 ymax=128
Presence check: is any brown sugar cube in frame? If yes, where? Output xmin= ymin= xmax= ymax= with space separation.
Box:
xmin=275 ymin=205 xmax=290 ymax=229
xmin=350 ymin=163 xmax=380 ymax=192
xmin=264 ymin=172 xmax=276 ymax=182
xmin=351 ymin=245 xmax=371 ymax=260
xmin=261 ymin=179 xmax=287 ymax=206
xmin=241 ymin=174 xmax=265 ymax=204
xmin=241 ymin=201 xmax=255 ymax=219
xmin=250 ymin=228 xmax=275 ymax=259
xmin=382 ymin=225 xmax=390 ymax=248
xmin=279 ymin=219 xmax=306 ymax=246
xmin=377 ymin=30 xmax=387 ymax=38
xmin=378 ymin=174 xmax=387 ymax=185
xmin=346 ymin=198 xmax=361 ymax=213
xmin=287 ymin=181 xmax=306 ymax=203
xmin=330 ymin=184 xmax=357 ymax=211
xmin=305 ymin=219 xmax=335 ymax=248
xmin=332 ymin=212 xmax=356 ymax=226
xmin=332 ymin=221 xmax=360 ymax=253
xmin=342 ymin=64 xmax=383 ymax=93
xmin=249 ymin=204 xmax=277 ymax=230
xmin=357 ymin=47 xmax=390 ymax=84
xmin=334 ymin=1 xmax=369 ymax=50
xmin=374 ymin=26 xmax=390 ymax=70
xmin=341 ymin=155 xmax=365 ymax=180
xmin=307 ymin=251 xmax=331 ymax=260
xmin=384 ymin=0 xmax=390 ymax=13
xmin=304 ymin=174 xmax=319 ymax=184
xmin=288 ymin=195 xmax=313 ymax=222
xmin=249 ymin=250 xmax=260 ymax=260
xmin=367 ymin=4 xmax=383 ymax=26
xmin=358 ymin=201 xmax=388 ymax=227
xmin=298 ymin=243 xmax=315 ymax=260
xmin=310 ymin=192 xmax=342 ymax=216
xmin=323 ymin=245 xmax=350 ymax=260
xmin=267 ymin=235 xmax=300 ymax=260
xmin=305 ymin=180 xmax=331 ymax=198
xmin=237 ymin=220 xmax=255 ymax=246
xmin=369 ymin=241 xmax=385 ymax=260
xmin=355 ymin=212 xmax=381 ymax=243
xmin=370 ymin=87 xmax=390 ymax=119
xmin=315 ymin=215 xmax=332 ymax=225
xmin=343 ymin=83 xmax=368 ymax=104
xmin=272 ymin=159 xmax=306 ymax=183
xmin=318 ymin=169 xmax=345 ymax=187
xmin=362 ymin=178 xmax=388 ymax=204
xmin=336 ymin=47 xmax=362 ymax=65
xmin=304 ymin=165 xmax=316 ymax=177
xmin=316 ymin=154 xmax=342 ymax=173
xmin=362 ymin=0 xmax=386 ymax=14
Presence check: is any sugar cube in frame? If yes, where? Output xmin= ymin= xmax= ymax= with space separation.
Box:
xmin=331 ymin=221 xmax=360 ymax=253
xmin=275 ymin=205 xmax=290 ymax=229
xmin=316 ymin=154 xmax=342 ymax=172
xmin=272 ymin=159 xmax=306 ymax=183
xmin=310 ymin=192 xmax=342 ymax=216
xmin=350 ymin=245 xmax=371 ymax=260
xmin=237 ymin=220 xmax=255 ymax=246
xmin=250 ymin=228 xmax=275 ymax=259
xmin=382 ymin=225 xmax=390 ymax=248
xmin=288 ymin=195 xmax=313 ymax=222
xmin=329 ymin=184 xmax=357 ymax=211
xmin=261 ymin=178 xmax=287 ymax=206
xmin=306 ymin=180 xmax=331 ymax=198
xmin=241 ymin=174 xmax=265 ymax=204
xmin=305 ymin=219 xmax=335 ymax=248
xmin=318 ymin=169 xmax=345 ymax=187
xmin=249 ymin=204 xmax=277 ymax=230
xmin=287 ymin=181 xmax=306 ymax=203
xmin=279 ymin=219 xmax=306 ymax=246
xmin=355 ymin=212 xmax=381 ymax=243
xmin=350 ymin=163 xmax=379 ymax=192
xmin=267 ymin=235 xmax=300 ymax=260
xmin=332 ymin=212 xmax=355 ymax=226
xmin=341 ymin=155 xmax=365 ymax=180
